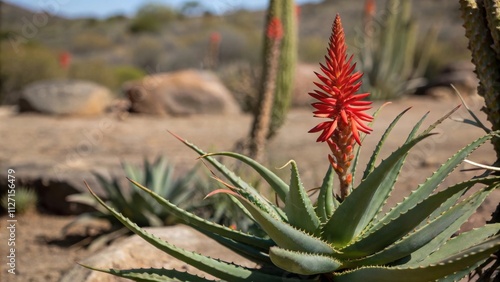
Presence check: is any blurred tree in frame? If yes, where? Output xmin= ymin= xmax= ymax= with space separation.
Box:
xmin=129 ymin=3 xmax=179 ymax=34
xmin=0 ymin=42 xmax=64 ymax=104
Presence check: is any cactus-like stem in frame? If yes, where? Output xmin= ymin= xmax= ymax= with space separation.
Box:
xmin=248 ymin=0 xmax=283 ymax=161
xmin=460 ymin=1 xmax=500 ymax=280
xmin=268 ymin=0 xmax=297 ymax=139
xmin=250 ymin=35 xmax=282 ymax=161
xmin=484 ymin=0 xmax=500 ymax=59
xmin=460 ymin=0 xmax=500 ymax=160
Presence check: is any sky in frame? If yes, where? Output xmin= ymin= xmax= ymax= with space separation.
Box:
xmin=7 ymin=0 xmax=321 ymax=19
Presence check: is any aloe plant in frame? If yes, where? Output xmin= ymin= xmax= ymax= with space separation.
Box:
xmin=82 ymin=118 xmax=500 ymax=281
xmin=80 ymin=14 xmax=500 ymax=281
xmin=67 ymin=156 xmax=200 ymax=227
xmin=66 ymin=156 xmax=254 ymax=249
xmin=64 ymin=156 xmax=200 ymax=249
xmin=357 ymin=0 xmax=437 ymax=100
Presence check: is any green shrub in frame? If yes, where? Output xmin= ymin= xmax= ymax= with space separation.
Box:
xmin=112 ymin=65 xmax=146 ymax=87
xmin=129 ymin=3 xmax=179 ymax=34
xmin=131 ymin=36 xmax=164 ymax=70
xmin=69 ymin=59 xmax=118 ymax=91
xmin=71 ymin=31 xmax=113 ymax=54
xmin=0 ymin=42 xmax=64 ymax=104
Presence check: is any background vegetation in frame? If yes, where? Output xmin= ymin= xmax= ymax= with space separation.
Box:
xmin=0 ymin=0 xmax=470 ymax=105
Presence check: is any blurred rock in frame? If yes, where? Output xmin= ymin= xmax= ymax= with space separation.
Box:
xmin=416 ymin=61 xmax=479 ymax=99
xmin=19 ymin=79 xmax=113 ymax=116
xmin=60 ymin=225 xmax=254 ymax=282
xmin=124 ymin=69 xmax=241 ymax=116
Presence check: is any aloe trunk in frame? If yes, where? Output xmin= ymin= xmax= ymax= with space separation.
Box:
xmin=460 ymin=0 xmax=500 ymax=159
xmin=249 ymin=0 xmax=296 ymax=161
xmin=269 ymin=0 xmax=297 ymax=139
xmin=459 ymin=0 xmax=500 ymax=279
xmin=248 ymin=0 xmax=282 ymax=161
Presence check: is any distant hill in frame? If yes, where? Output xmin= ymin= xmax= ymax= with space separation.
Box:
xmin=0 ymin=1 xmax=67 ymax=30
xmin=0 ymin=0 xmax=470 ymax=100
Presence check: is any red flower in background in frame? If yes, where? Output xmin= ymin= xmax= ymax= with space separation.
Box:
xmin=210 ymin=32 xmax=221 ymax=44
xmin=266 ymin=17 xmax=283 ymax=40
xmin=59 ymin=51 xmax=71 ymax=70
xmin=364 ymin=0 xmax=376 ymax=18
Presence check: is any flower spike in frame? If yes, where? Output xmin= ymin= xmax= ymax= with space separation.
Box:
xmin=309 ymin=14 xmax=374 ymax=199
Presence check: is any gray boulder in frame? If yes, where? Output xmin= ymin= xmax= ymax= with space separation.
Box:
xmin=124 ymin=69 xmax=241 ymax=116
xmin=60 ymin=225 xmax=254 ymax=282
xmin=19 ymin=79 xmax=112 ymax=116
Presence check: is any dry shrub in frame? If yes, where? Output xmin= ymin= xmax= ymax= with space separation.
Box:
xmin=0 ymin=42 xmax=64 ymax=104
xmin=71 ymin=31 xmax=113 ymax=54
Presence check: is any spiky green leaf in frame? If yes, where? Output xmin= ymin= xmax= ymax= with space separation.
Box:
xmin=230 ymin=189 xmax=339 ymax=255
xmin=81 ymin=264 xmax=214 ymax=282
xmin=84 ymin=183 xmax=301 ymax=282
xmin=198 ymin=229 xmax=274 ymax=266
xmin=344 ymin=185 xmax=496 ymax=267
xmin=315 ymin=165 xmax=337 ymax=223
xmin=269 ymin=246 xmax=342 ymax=275
xmin=341 ymin=177 xmax=500 ymax=259
xmin=284 ymin=161 xmax=320 ymax=233
xmin=128 ymin=179 xmax=273 ymax=251
xmin=333 ymin=235 xmax=500 ymax=282
xmin=170 ymin=132 xmax=284 ymax=220
xmin=204 ymin=152 xmax=289 ymax=202
xmin=362 ymin=107 xmax=412 ymax=180
xmin=415 ymin=225 xmax=500 ymax=266
xmin=376 ymin=133 xmax=494 ymax=230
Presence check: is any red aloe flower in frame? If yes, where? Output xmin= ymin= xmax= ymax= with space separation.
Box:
xmin=309 ymin=14 xmax=373 ymax=144
xmin=266 ymin=17 xmax=283 ymax=40
xmin=309 ymin=14 xmax=373 ymax=198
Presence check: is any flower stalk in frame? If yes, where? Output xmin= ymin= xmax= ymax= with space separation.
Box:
xmin=309 ymin=14 xmax=373 ymax=199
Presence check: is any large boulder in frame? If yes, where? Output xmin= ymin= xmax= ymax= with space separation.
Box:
xmin=60 ymin=225 xmax=254 ymax=282
xmin=124 ymin=69 xmax=241 ymax=116
xmin=19 ymin=79 xmax=113 ymax=116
